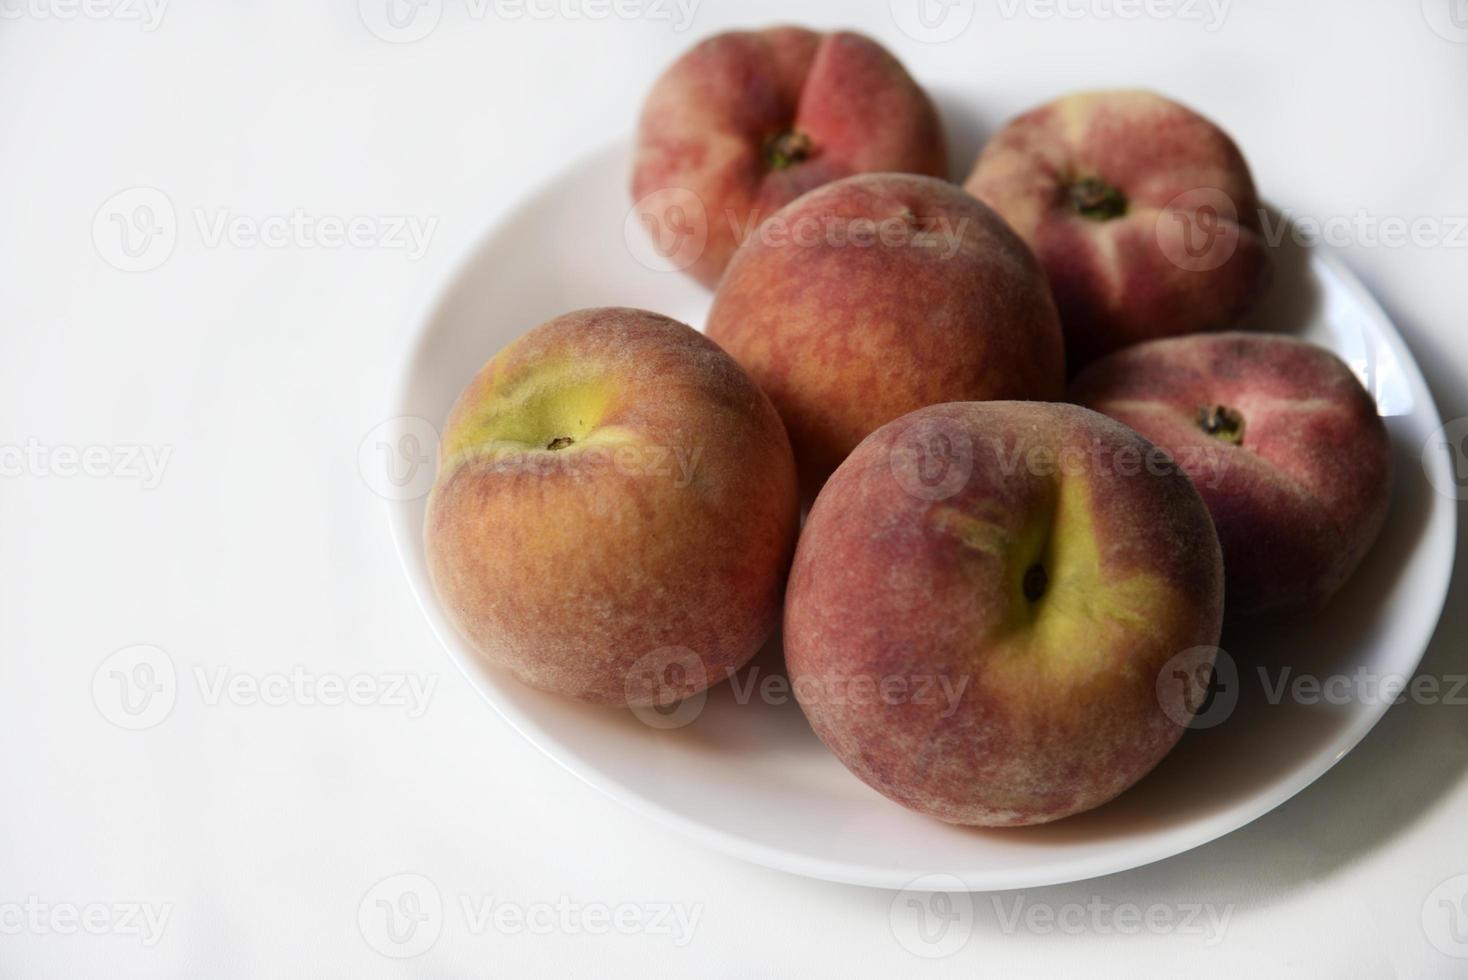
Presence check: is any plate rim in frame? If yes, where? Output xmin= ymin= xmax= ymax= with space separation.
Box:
xmin=384 ymin=144 xmax=1459 ymax=892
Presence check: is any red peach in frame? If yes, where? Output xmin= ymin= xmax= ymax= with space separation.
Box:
xmin=1070 ymin=331 xmax=1392 ymax=618
xmin=632 ymin=27 xmax=947 ymax=289
xmin=706 ymin=172 xmax=1065 ymax=498
xmin=784 ymin=401 xmax=1224 ymax=826
xmin=965 ymin=90 xmax=1272 ymax=369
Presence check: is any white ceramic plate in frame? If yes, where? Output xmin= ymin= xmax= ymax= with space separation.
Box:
xmin=387 ymin=142 xmax=1457 ymax=891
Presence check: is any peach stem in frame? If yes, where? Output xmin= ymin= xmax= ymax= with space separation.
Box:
xmin=1068 ymin=177 xmax=1127 ymax=221
xmin=1197 ymin=405 xmax=1245 ymax=445
xmin=765 ymin=130 xmax=814 ymax=170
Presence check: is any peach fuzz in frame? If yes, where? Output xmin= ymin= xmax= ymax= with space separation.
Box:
xmin=965 ymin=89 xmax=1271 ymax=369
xmin=632 ymin=27 xmax=947 ymax=288
xmin=706 ymin=172 xmax=1065 ymax=498
xmin=1070 ymin=331 xmax=1392 ymax=618
xmin=425 ymin=308 xmax=799 ymax=705
xmin=784 ymin=401 xmax=1224 ymax=826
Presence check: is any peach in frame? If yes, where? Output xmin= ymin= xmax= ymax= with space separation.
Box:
xmin=965 ymin=90 xmax=1272 ymax=369
xmin=425 ymin=308 xmax=799 ymax=704
xmin=1070 ymin=332 xmax=1392 ymax=618
xmin=632 ymin=27 xmax=947 ymax=289
xmin=784 ymin=401 xmax=1224 ymax=826
xmin=705 ymin=172 xmax=1065 ymax=498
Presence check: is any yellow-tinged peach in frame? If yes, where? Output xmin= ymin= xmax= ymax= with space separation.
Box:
xmin=425 ymin=308 xmax=799 ymax=705
xmin=784 ymin=401 xmax=1224 ymax=826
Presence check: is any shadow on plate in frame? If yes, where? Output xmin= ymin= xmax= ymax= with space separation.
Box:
xmin=981 ymin=263 xmax=1467 ymax=910
xmin=402 ymin=144 xmax=1461 ymax=897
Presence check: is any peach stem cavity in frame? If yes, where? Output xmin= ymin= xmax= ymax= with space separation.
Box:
xmin=1023 ymin=563 xmax=1049 ymax=603
xmin=1197 ymin=405 xmax=1245 ymax=445
xmin=765 ymin=129 xmax=814 ymax=170
xmin=1068 ymin=176 xmax=1127 ymax=221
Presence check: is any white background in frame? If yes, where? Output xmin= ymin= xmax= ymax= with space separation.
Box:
xmin=2 ymin=0 xmax=1467 ymax=976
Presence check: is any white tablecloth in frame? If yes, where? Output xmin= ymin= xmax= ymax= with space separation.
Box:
xmin=3 ymin=1 xmax=1466 ymax=975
